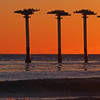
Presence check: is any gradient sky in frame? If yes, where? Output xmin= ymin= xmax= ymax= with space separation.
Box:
xmin=1 ymin=0 xmax=100 ymax=54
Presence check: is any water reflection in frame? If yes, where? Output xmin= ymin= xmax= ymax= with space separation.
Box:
xmin=82 ymin=63 xmax=88 ymax=71
xmin=57 ymin=63 xmax=62 ymax=71
xmin=25 ymin=63 xmax=32 ymax=71
xmin=1 ymin=60 xmax=100 ymax=72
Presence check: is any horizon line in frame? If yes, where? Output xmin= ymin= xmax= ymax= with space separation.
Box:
xmin=0 ymin=54 xmax=100 ymax=55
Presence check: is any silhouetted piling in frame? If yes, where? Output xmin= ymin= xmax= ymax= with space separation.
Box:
xmin=57 ymin=16 xmax=62 ymax=63
xmin=83 ymin=15 xmax=88 ymax=63
xmin=47 ymin=10 xmax=71 ymax=64
xmin=24 ymin=15 xmax=31 ymax=63
xmin=74 ymin=9 xmax=96 ymax=63
xmin=14 ymin=8 xmax=40 ymax=63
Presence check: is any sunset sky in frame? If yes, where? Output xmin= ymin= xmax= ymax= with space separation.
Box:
xmin=1 ymin=0 xmax=100 ymax=54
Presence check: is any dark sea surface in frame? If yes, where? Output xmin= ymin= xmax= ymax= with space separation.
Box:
xmin=0 ymin=54 xmax=100 ymax=61
xmin=0 ymin=54 xmax=100 ymax=72
xmin=0 ymin=54 xmax=100 ymax=99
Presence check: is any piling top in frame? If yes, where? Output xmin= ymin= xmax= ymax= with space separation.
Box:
xmin=14 ymin=8 xmax=40 ymax=16
xmin=97 ymin=16 xmax=100 ymax=18
xmin=47 ymin=10 xmax=71 ymax=16
xmin=74 ymin=9 xmax=96 ymax=16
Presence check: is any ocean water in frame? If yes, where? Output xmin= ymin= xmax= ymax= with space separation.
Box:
xmin=0 ymin=54 xmax=100 ymax=72
xmin=1 ymin=54 xmax=100 ymax=61
xmin=0 ymin=54 xmax=100 ymax=99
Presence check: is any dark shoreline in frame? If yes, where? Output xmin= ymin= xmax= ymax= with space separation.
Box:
xmin=0 ymin=78 xmax=100 ymax=98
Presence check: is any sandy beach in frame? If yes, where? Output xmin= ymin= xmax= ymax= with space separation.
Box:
xmin=0 ymin=71 xmax=100 ymax=99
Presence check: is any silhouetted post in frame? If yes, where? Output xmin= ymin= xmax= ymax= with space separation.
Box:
xmin=14 ymin=8 xmax=40 ymax=63
xmin=57 ymin=15 xmax=62 ymax=63
xmin=74 ymin=9 xmax=96 ymax=63
xmin=25 ymin=15 xmax=31 ymax=63
xmin=83 ymin=14 xmax=88 ymax=63
xmin=47 ymin=10 xmax=71 ymax=63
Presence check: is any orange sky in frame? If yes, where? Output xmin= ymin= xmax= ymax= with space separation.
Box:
xmin=1 ymin=0 xmax=100 ymax=54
